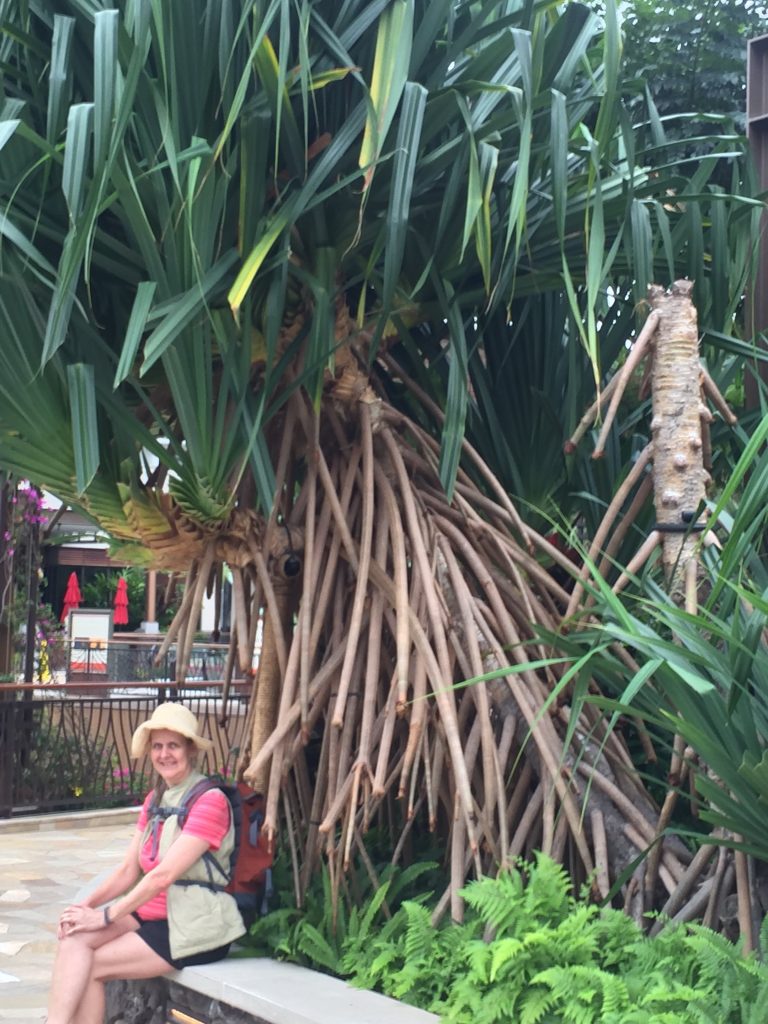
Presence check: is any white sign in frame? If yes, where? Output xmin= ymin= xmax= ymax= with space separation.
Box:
xmin=67 ymin=608 xmax=113 ymax=675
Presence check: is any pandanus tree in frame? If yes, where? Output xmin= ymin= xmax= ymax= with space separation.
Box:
xmin=0 ymin=0 xmax=759 ymax=912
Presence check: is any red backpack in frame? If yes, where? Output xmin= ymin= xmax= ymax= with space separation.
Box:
xmin=228 ymin=780 xmax=274 ymax=920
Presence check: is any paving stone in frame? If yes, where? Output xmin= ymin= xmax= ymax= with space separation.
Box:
xmin=0 ymin=891 xmax=30 ymax=904
xmin=0 ymin=941 xmax=28 ymax=956
xmin=0 ymin=1010 xmax=47 ymax=1022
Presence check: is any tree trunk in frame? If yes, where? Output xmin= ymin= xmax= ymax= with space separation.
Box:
xmin=648 ymin=281 xmax=706 ymax=591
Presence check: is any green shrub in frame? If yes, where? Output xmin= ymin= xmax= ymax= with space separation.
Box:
xmin=248 ymin=852 xmax=768 ymax=1023
xmin=16 ymin=705 xmax=148 ymax=809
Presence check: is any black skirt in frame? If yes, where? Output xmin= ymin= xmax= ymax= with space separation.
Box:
xmin=132 ymin=913 xmax=231 ymax=970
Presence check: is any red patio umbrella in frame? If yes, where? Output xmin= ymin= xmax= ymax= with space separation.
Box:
xmin=113 ymin=576 xmax=129 ymax=627
xmin=60 ymin=571 xmax=82 ymax=622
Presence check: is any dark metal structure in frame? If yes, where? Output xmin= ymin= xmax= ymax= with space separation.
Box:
xmin=0 ymin=685 xmax=249 ymax=818
xmin=747 ymin=35 xmax=768 ymax=402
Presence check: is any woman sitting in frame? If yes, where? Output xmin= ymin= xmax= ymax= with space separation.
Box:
xmin=47 ymin=703 xmax=244 ymax=1024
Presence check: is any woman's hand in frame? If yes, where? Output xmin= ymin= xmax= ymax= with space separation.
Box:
xmin=57 ymin=903 xmax=105 ymax=939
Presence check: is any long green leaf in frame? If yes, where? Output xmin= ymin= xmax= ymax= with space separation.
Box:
xmin=114 ymin=282 xmax=157 ymax=386
xmin=47 ymin=15 xmax=75 ymax=144
xmin=358 ymin=0 xmax=413 ymax=187
xmin=93 ymin=10 xmax=118 ymax=173
xmin=62 ymin=103 xmax=93 ymax=222
xmin=141 ymin=251 xmax=239 ymax=373
xmin=68 ymin=363 xmax=100 ymax=494
xmin=381 ymin=81 xmax=427 ymax=316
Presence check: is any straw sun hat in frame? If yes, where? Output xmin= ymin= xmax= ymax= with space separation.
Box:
xmin=131 ymin=703 xmax=214 ymax=759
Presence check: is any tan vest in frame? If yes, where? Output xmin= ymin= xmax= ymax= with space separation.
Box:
xmin=142 ymin=772 xmax=246 ymax=959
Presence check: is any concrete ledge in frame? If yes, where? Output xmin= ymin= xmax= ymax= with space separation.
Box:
xmin=107 ymin=962 xmax=437 ymax=1024
xmin=168 ymin=958 xmax=437 ymax=1024
xmin=0 ymin=805 xmax=140 ymax=833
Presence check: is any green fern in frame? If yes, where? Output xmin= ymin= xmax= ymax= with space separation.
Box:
xmin=403 ymin=900 xmax=437 ymax=959
xmin=294 ymin=921 xmax=341 ymax=974
xmin=243 ymin=906 xmax=303 ymax=958
xmin=359 ymin=880 xmax=392 ymax=936
xmin=379 ymin=859 xmax=442 ymax=903
xmin=489 ymin=936 xmax=524 ymax=981
xmin=530 ymin=963 xmax=630 ymax=1022
xmin=518 ymin=988 xmax=556 ymax=1024
xmin=243 ymin=851 xmax=768 ymax=1024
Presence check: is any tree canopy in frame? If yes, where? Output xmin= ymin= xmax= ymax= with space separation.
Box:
xmin=0 ymin=0 xmax=758 ymax=537
xmin=622 ymin=0 xmax=768 ymax=131
xmin=0 ymin=0 xmax=765 ymax=916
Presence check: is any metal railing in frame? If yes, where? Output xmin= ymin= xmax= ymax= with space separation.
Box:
xmin=0 ymin=684 xmax=250 ymax=818
xmin=26 ymin=637 xmax=232 ymax=686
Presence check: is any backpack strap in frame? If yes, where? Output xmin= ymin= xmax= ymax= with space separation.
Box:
xmin=146 ymin=779 xmax=222 ymax=862
xmin=148 ymin=778 xmax=235 ymax=892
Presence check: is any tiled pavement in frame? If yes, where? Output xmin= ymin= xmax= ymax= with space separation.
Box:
xmin=0 ymin=809 xmax=138 ymax=1024
xmin=0 ymin=808 xmax=439 ymax=1024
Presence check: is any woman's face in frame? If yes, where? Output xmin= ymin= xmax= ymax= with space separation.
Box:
xmin=149 ymin=728 xmax=195 ymax=786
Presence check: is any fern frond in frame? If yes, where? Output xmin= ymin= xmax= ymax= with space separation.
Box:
xmin=403 ymin=900 xmax=435 ymax=960
xmin=465 ymin=937 xmax=493 ymax=984
xmin=356 ymin=879 xmax=392 ymax=940
xmin=518 ymin=988 xmax=555 ymax=1024
xmin=295 ymin=921 xmax=341 ymax=973
xmin=384 ymin=859 xmax=441 ymax=903
xmin=461 ymin=870 xmax=526 ymax=935
xmin=489 ymin=937 xmax=524 ymax=982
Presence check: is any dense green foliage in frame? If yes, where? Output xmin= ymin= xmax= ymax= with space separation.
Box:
xmin=247 ymin=853 xmax=768 ymax=1023
xmin=81 ymin=568 xmax=144 ymax=631
xmin=543 ymin=416 xmax=768 ymax=862
xmin=0 ymin=0 xmax=759 ymax=537
xmin=79 ymin=566 xmax=178 ymax=630
xmin=622 ymin=0 xmax=768 ymax=130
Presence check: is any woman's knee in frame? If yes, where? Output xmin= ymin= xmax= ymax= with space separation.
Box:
xmin=58 ymin=930 xmax=100 ymax=955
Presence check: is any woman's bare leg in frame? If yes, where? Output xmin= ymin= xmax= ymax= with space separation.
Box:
xmin=71 ymin=931 xmax=174 ymax=1024
xmin=46 ymin=917 xmax=139 ymax=1024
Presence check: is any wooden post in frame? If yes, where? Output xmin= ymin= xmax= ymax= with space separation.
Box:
xmin=143 ymin=568 xmax=159 ymax=633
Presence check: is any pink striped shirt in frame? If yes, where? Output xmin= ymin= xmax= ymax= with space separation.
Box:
xmin=135 ymin=786 xmax=230 ymax=920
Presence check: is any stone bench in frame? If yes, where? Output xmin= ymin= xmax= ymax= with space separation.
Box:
xmin=106 ymin=959 xmax=438 ymax=1024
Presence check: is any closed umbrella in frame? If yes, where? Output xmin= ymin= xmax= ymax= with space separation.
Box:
xmin=60 ymin=571 xmax=82 ymax=622
xmin=113 ymin=576 xmax=129 ymax=627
